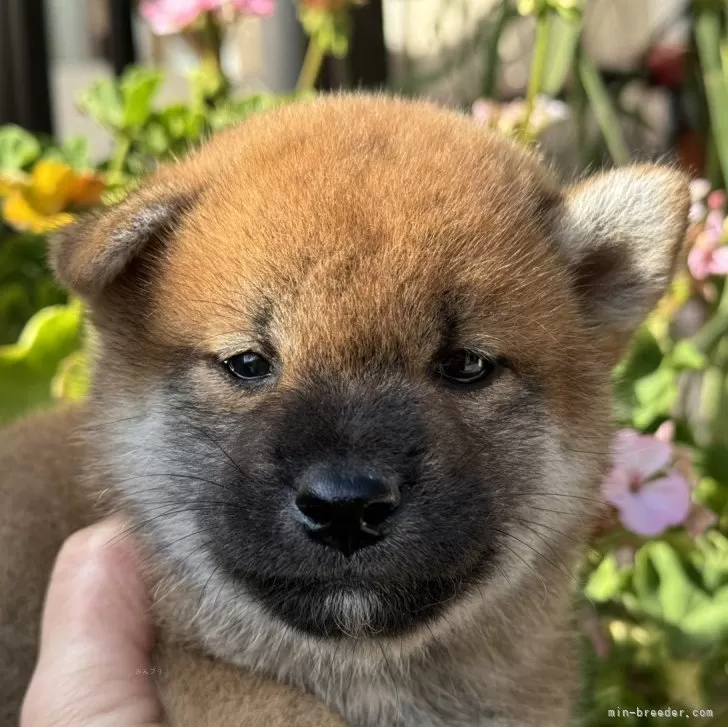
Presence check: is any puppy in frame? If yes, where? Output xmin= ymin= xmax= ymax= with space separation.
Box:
xmin=0 ymin=94 xmax=689 ymax=726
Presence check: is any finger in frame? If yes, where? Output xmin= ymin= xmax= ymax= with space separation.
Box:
xmin=20 ymin=517 xmax=163 ymax=727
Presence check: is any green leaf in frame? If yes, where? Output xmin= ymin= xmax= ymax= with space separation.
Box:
xmin=298 ymin=7 xmax=351 ymax=58
xmin=121 ymin=67 xmax=163 ymax=130
xmin=0 ymin=125 xmax=41 ymax=172
xmin=585 ymin=554 xmax=625 ymax=602
xmin=703 ymin=443 xmax=728 ymax=485
xmin=51 ymin=350 xmax=89 ymax=402
xmin=680 ymin=586 xmax=728 ymax=644
xmin=188 ymin=66 xmax=226 ymax=112
xmin=670 ymin=339 xmax=708 ymax=371
xmin=40 ymin=137 xmax=92 ymax=171
xmin=691 ymin=531 xmax=728 ymax=593
xmin=632 ymin=367 xmax=678 ymax=429
xmin=693 ymin=476 xmax=728 ymax=521
xmin=79 ymin=77 xmax=124 ymax=130
xmin=209 ymin=93 xmax=284 ymax=131
xmin=0 ymin=231 xmax=65 ymax=344
xmin=624 ymin=541 xmax=710 ymax=629
xmin=0 ymin=301 xmax=84 ymax=424
xmin=614 ymin=326 xmax=663 ymax=382
xmin=61 ymin=136 xmax=92 ymax=171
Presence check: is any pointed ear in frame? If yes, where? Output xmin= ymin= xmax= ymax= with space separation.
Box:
xmin=556 ymin=165 xmax=690 ymax=343
xmin=49 ymin=183 xmax=197 ymax=300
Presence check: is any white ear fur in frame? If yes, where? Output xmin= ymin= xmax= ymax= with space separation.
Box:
xmin=557 ymin=165 xmax=690 ymax=335
xmin=50 ymin=188 xmax=196 ymax=300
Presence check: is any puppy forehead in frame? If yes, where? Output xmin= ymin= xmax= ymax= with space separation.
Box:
xmin=153 ymin=96 xmax=577 ymax=353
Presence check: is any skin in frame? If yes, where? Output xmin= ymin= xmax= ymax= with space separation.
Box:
xmin=20 ymin=518 xmax=162 ymax=727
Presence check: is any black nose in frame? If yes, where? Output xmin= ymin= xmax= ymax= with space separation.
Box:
xmin=294 ymin=468 xmax=401 ymax=557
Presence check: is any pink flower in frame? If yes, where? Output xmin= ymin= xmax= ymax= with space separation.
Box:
xmin=602 ymin=429 xmax=691 ymax=537
xmin=653 ymin=420 xmax=675 ymax=443
xmin=688 ymin=240 xmax=728 ymax=280
xmin=687 ymin=198 xmax=728 ymax=280
xmin=141 ymin=0 xmax=272 ymax=35
xmin=704 ymin=209 xmax=725 ymax=239
xmin=708 ymin=189 xmax=726 ymax=210
xmin=141 ymin=0 xmax=215 ymax=34
xmin=232 ymin=0 xmax=275 ymax=14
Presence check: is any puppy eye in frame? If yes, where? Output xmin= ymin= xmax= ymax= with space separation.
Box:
xmin=224 ymin=351 xmax=272 ymax=381
xmin=436 ymin=350 xmax=499 ymax=385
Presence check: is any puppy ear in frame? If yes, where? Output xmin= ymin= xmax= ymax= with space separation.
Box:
xmin=556 ymin=165 xmax=690 ymax=343
xmin=49 ymin=184 xmax=196 ymax=300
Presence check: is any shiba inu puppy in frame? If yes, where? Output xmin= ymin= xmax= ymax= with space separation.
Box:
xmin=0 ymin=95 xmax=689 ymax=726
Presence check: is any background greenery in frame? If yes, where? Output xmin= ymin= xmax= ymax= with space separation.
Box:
xmin=1 ymin=1 xmax=728 ymax=724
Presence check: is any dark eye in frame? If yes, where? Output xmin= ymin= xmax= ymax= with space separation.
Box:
xmin=436 ymin=350 xmax=499 ymax=385
xmin=224 ymin=351 xmax=272 ymax=381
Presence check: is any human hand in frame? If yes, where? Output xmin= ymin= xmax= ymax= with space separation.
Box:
xmin=20 ymin=518 xmax=163 ymax=726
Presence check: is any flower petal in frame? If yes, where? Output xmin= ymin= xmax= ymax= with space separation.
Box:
xmin=638 ymin=472 xmax=692 ymax=528
xmin=66 ymin=173 xmax=105 ymax=207
xmin=654 ymin=420 xmax=675 ymax=443
xmin=602 ymin=467 xmax=632 ymax=508
xmin=617 ymin=493 xmax=669 ymax=536
xmin=141 ymin=0 xmax=214 ymax=34
xmin=707 ymin=246 xmax=728 ymax=276
xmin=708 ymin=189 xmax=726 ymax=210
xmin=705 ymin=209 xmax=725 ymax=239
xmin=233 ymin=0 xmax=275 ymax=15
xmin=688 ymin=245 xmax=713 ymax=280
xmin=28 ymin=160 xmax=75 ymax=215
xmin=2 ymin=192 xmax=73 ymax=233
xmin=612 ymin=430 xmax=671 ymax=480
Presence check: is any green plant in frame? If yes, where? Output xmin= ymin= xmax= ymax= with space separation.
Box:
xmin=0 ymin=64 xmax=303 ymax=422
xmin=0 ymin=5 xmax=727 ymax=719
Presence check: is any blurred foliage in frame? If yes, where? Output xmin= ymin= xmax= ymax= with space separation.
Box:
xmin=77 ymin=66 xmax=290 ymax=182
xmin=0 ymin=0 xmax=728 ymax=723
xmin=0 ymin=65 xmax=300 ymax=422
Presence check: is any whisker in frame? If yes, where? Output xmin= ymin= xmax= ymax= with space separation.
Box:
xmin=377 ymin=641 xmax=401 ymax=727
xmin=184 ymin=423 xmax=247 ymax=479
xmin=113 ymin=472 xmax=240 ymax=498
xmin=492 ymin=527 xmax=574 ymax=582
xmin=511 ymin=517 xmax=581 ymax=544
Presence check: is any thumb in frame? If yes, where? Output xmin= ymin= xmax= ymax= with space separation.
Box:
xmin=20 ymin=517 xmax=163 ymax=727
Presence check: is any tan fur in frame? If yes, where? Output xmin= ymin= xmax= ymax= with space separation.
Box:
xmin=0 ymin=406 xmax=92 ymax=724
xmin=0 ymin=94 xmax=689 ymax=726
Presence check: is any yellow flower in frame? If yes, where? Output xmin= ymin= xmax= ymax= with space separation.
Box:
xmin=0 ymin=160 xmax=104 ymax=233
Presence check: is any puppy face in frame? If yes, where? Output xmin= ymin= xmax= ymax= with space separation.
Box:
xmin=53 ymin=97 xmax=689 ymax=648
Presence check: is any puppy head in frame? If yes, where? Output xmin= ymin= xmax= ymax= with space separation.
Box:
xmin=52 ymin=96 xmax=689 ymax=648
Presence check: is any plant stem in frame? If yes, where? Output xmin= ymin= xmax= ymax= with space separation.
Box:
xmin=296 ymin=38 xmax=326 ymax=93
xmin=109 ymin=135 xmax=131 ymax=174
xmin=694 ymin=3 xmax=728 ymax=187
xmin=578 ymin=52 xmax=630 ymax=165
xmin=521 ymin=11 xmax=551 ymax=141
xmin=693 ymin=280 xmax=728 ymax=353
xmin=200 ymin=11 xmax=228 ymax=101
